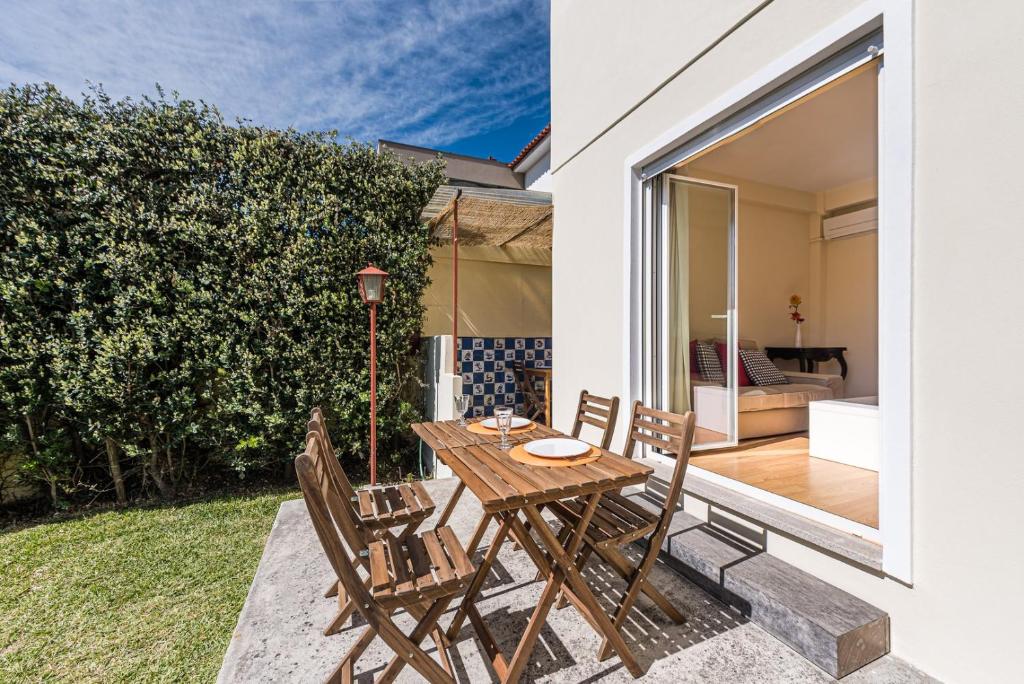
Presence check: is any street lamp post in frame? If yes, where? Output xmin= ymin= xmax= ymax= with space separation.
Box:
xmin=356 ymin=264 xmax=388 ymax=486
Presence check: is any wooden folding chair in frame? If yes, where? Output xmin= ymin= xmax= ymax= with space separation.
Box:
xmin=297 ymin=443 xmax=476 ymax=683
xmin=513 ymin=361 xmax=547 ymax=423
xmin=570 ymin=389 xmax=620 ymax=449
xmin=547 ymin=401 xmax=696 ymax=660
xmin=520 ymin=390 xmax=620 ymax=554
xmin=307 ymin=414 xmax=437 ymax=636
xmin=309 ymin=409 xmax=435 ymax=613
xmin=311 ymin=408 xmax=435 ymax=541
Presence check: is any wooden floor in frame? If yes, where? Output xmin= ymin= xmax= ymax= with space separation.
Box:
xmin=694 ymin=426 xmax=728 ymax=446
xmin=689 ymin=433 xmax=878 ymax=528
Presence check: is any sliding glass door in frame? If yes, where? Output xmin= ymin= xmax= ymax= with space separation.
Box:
xmin=648 ymin=175 xmax=738 ymax=449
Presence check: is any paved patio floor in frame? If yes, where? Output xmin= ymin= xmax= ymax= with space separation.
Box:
xmin=218 ymin=478 xmax=933 ymax=683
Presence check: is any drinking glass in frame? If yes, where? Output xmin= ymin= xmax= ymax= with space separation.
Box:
xmin=494 ymin=407 xmax=514 ymax=450
xmin=455 ymin=394 xmax=471 ymax=427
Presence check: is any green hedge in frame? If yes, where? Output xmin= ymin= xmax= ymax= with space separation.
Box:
xmin=0 ymin=83 xmax=445 ymax=506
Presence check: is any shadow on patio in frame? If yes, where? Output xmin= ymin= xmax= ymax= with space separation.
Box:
xmin=217 ymin=478 xmax=921 ymax=683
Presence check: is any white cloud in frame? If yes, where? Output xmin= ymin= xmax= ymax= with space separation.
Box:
xmin=0 ymin=0 xmax=549 ymax=148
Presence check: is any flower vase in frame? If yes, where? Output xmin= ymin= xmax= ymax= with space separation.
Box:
xmin=794 ymin=322 xmax=803 ymax=347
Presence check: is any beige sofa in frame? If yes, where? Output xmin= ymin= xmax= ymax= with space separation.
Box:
xmin=692 ymin=339 xmax=844 ymax=440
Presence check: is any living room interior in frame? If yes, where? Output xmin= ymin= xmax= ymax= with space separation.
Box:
xmin=664 ymin=63 xmax=880 ymax=531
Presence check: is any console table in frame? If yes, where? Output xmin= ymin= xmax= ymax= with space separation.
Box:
xmin=764 ymin=346 xmax=848 ymax=379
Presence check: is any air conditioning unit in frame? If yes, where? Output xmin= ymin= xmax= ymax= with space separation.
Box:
xmin=823 ymin=205 xmax=877 ymax=240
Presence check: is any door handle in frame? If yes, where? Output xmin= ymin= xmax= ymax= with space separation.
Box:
xmin=710 ymin=314 xmax=728 ymax=319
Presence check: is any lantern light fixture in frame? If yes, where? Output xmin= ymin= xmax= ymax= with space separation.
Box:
xmin=356 ymin=265 xmax=388 ymax=304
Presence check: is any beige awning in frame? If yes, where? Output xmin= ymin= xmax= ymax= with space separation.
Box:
xmin=425 ymin=186 xmax=553 ymax=249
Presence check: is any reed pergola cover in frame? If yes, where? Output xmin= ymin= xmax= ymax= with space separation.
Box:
xmin=425 ymin=186 xmax=553 ymax=249
xmin=422 ymin=185 xmax=553 ymax=371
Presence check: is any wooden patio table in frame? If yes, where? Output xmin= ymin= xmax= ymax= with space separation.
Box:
xmin=410 ymin=419 xmax=653 ymax=681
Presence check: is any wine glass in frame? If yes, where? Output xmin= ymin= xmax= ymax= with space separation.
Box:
xmin=494 ymin=406 xmax=514 ymax=450
xmin=455 ymin=394 xmax=471 ymax=427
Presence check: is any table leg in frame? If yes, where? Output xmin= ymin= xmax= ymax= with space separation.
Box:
xmin=436 ymin=480 xmax=466 ymax=528
xmin=465 ymin=510 xmax=492 ymax=557
xmin=807 ymin=359 xmax=817 ymax=373
xmin=446 ymin=512 xmax=510 ymax=641
xmin=513 ymin=499 xmax=644 ymax=680
xmin=836 ymin=351 xmax=848 ymax=379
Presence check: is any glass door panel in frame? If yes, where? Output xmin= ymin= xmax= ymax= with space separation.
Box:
xmin=660 ymin=175 xmax=737 ymax=449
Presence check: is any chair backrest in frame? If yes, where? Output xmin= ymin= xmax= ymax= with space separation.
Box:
xmin=295 ymin=450 xmax=377 ymax=616
xmin=305 ymin=412 xmax=373 ymax=552
xmin=309 ymin=407 xmax=358 ymax=497
xmin=570 ymin=390 xmax=620 ymax=450
xmin=621 ymin=401 xmax=696 ymax=515
xmin=513 ymin=362 xmax=547 ymax=415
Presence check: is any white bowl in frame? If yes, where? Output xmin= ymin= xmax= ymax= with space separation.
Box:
xmin=480 ymin=416 xmax=531 ymax=429
xmin=523 ymin=438 xmax=591 ymax=458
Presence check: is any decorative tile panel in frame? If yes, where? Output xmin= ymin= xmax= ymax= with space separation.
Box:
xmin=458 ymin=337 xmax=551 ymax=418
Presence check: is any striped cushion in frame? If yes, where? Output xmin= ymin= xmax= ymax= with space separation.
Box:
xmin=695 ymin=341 xmax=724 ymax=383
xmin=739 ymin=349 xmax=789 ymax=386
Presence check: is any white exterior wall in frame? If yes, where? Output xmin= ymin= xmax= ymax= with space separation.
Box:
xmin=550 ymin=1 xmax=1024 ymax=681
xmin=516 ymin=136 xmax=552 ymax=192
xmin=523 ymin=158 xmax=551 ymax=192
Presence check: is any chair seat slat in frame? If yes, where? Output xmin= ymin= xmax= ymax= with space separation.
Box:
xmin=385 ymin=535 xmax=415 ymax=595
xmin=422 ymin=530 xmax=456 ymax=583
xmin=357 ymin=490 xmax=375 ymax=518
xmin=437 ymin=526 xmax=475 ymax=579
xmin=368 ymin=541 xmax=391 ymax=594
xmin=410 ymin=480 xmax=435 ymax=510
xmin=397 ymin=484 xmax=421 ymax=513
xmin=370 ymin=488 xmax=390 ymax=518
xmin=384 ymin=486 xmax=407 ymax=515
xmin=404 ymin=535 xmax=436 ymax=591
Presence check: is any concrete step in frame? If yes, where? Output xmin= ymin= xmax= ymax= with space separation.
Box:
xmin=725 ymin=553 xmax=889 ymax=679
xmin=627 ymin=492 xmax=890 ymax=679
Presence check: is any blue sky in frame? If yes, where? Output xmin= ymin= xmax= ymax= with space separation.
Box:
xmin=0 ymin=0 xmax=550 ymax=162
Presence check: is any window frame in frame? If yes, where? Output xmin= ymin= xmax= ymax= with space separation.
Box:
xmin=622 ymin=1 xmax=913 ymax=581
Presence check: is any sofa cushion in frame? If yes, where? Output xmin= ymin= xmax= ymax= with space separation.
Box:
xmin=738 ymin=383 xmax=833 ymax=412
xmin=695 ymin=341 xmax=724 ymax=383
xmin=740 ymin=349 xmax=789 ymax=386
xmin=715 ymin=341 xmax=751 ymax=386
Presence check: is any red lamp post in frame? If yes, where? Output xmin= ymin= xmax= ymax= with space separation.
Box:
xmin=356 ymin=264 xmax=388 ymax=486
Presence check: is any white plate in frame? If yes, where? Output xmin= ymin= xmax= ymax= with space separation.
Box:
xmin=480 ymin=416 xmax=531 ymax=429
xmin=523 ymin=438 xmax=591 ymax=459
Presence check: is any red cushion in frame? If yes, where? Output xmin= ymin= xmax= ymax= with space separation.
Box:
xmin=716 ymin=342 xmax=751 ymax=386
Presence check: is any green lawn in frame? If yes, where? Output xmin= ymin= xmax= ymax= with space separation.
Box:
xmin=0 ymin=490 xmax=296 ymax=683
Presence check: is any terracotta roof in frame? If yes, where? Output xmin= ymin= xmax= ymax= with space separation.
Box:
xmin=508 ymin=124 xmax=551 ymax=169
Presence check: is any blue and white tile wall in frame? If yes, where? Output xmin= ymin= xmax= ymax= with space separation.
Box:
xmin=458 ymin=337 xmax=552 ymax=418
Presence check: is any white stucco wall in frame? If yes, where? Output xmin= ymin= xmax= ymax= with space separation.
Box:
xmin=516 ymin=136 xmax=553 ymax=192
xmin=524 ymin=159 xmax=551 ymax=192
xmin=550 ymin=1 xmax=1024 ymax=681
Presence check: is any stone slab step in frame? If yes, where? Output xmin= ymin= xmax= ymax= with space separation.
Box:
xmin=626 ymin=492 xmax=889 ymax=679
xmin=725 ymin=553 xmax=889 ymax=679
